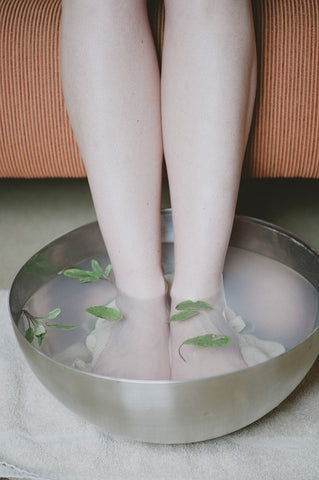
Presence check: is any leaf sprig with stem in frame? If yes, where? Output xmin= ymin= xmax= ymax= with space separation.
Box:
xmin=61 ymin=259 xmax=123 ymax=323
xmin=22 ymin=308 xmax=76 ymax=346
xmin=170 ymin=300 xmax=231 ymax=362
xmin=60 ymin=259 xmax=112 ymax=284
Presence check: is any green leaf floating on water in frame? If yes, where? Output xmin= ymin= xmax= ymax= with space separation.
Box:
xmin=60 ymin=260 xmax=112 ymax=283
xmin=37 ymin=308 xmax=61 ymax=321
xmin=170 ymin=310 xmax=199 ymax=322
xmin=22 ymin=308 xmax=76 ymax=346
xmin=91 ymin=259 xmax=103 ymax=276
xmin=104 ymin=264 xmax=113 ymax=278
xmin=170 ymin=299 xmax=212 ymax=322
xmin=86 ymin=305 xmax=123 ymax=322
xmin=178 ymin=334 xmax=232 ymax=362
xmin=176 ymin=300 xmax=212 ymax=311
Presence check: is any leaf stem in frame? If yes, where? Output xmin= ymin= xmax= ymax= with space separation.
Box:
xmin=178 ymin=343 xmax=187 ymax=362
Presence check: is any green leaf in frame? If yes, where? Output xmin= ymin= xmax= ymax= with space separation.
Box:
xmin=61 ymin=260 xmax=113 ymax=283
xmin=23 ymin=308 xmax=74 ymax=346
xmin=170 ymin=310 xmax=199 ymax=322
xmin=79 ymin=276 xmax=101 ymax=284
xmin=91 ymin=259 xmax=103 ymax=276
xmin=37 ymin=333 xmax=46 ymax=346
xmin=37 ymin=308 xmax=61 ymax=321
xmin=25 ymin=327 xmax=35 ymax=343
xmin=103 ymin=264 xmax=112 ymax=279
xmin=34 ymin=324 xmax=46 ymax=336
xmin=46 ymin=323 xmax=76 ymax=330
xmin=178 ymin=333 xmax=231 ymax=362
xmin=183 ymin=333 xmax=231 ymax=348
xmin=176 ymin=300 xmax=212 ymax=311
xmin=86 ymin=305 xmax=123 ymax=322
xmin=62 ymin=268 xmax=100 ymax=283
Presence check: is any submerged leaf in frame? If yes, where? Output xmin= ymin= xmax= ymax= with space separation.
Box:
xmin=34 ymin=324 xmax=46 ymax=336
xmin=34 ymin=324 xmax=48 ymax=345
xmin=86 ymin=305 xmax=123 ymax=322
xmin=37 ymin=333 xmax=46 ymax=346
xmin=170 ymin=310 xmax=199 ymax=322
xmin=178 ymin=334 xmax=231 ymax=362
xmin=183 ymin=333 xmax=231 ymax=348
xmin=176 ymin=300 xmax=212 ymax=311
xmin=46 ymin=323 xmax=76 ymax=330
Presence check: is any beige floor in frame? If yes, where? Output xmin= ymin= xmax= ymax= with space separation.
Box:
xmin=0 ymin=177 xmax=318 ymax=290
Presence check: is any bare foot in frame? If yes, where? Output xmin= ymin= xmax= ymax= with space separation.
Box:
xmin=170 ymin=286 xmax=247 ymax=380
xmin=93 ymin=290 xmax=170 ymax=380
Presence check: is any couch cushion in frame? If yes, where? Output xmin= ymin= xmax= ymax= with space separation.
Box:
xmin=0 ymin=0 xmax=318 ymax=178
xmin=245 ymin=0 xmax=319 ymax=178
xmin=0 ymin=0 xmax=84 ymax=177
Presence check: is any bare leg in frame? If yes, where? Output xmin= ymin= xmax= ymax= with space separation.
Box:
xmin=60 ymin=0 xmax=169 ymax=379
xmin=162 ymin=0 xmax=257 ymax=379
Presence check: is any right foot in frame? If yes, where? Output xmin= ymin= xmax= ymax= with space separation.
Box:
xmin=170 ymin=287 xmax=247 ymax=380
xmin=93 ymin=290 xmax=170 ymax=380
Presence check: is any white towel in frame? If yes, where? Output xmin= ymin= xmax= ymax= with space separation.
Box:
xmin=1 ymin=289 xmax=319 ymax=480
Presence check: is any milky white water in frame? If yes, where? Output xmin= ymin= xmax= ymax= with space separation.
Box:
xmin=20 ymin=246 xmax=318 ymax=373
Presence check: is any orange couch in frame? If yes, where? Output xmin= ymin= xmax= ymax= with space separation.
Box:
xmin=0 ymin=0 xmax=318 ymax=178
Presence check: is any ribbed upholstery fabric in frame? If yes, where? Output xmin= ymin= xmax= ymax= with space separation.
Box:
xmin=0 ymin=0 xmax=84 ymax=177
xmin=245 ymin=0 xmax=319 ymax=178
xmin=0 ymin=0 xmax=318 ymax=178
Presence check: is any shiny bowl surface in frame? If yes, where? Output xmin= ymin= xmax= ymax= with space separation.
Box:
xmin=9 ymin=213 xmax=319 ymax=444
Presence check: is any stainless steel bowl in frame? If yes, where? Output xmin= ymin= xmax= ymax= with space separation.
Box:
xmin=9 ymin=213 xmax=319 ymax=444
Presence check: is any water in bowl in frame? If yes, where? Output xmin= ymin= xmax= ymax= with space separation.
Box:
xmin=19 ymin=246 xmax=319 ymax=374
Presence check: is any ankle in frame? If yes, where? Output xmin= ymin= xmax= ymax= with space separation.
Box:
xmin=170 ymin=277 xmax=223 ymax=304
xmin=115 ymin=275 xmax=167 ymax=300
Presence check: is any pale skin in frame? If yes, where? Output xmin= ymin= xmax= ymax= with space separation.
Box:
xmin=60 ymin=0 xmax=257 ymax=380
